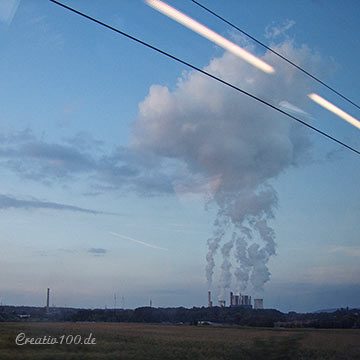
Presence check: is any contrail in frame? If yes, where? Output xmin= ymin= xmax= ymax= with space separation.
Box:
xmin=109 ymin=231 xmax=168 ymax=251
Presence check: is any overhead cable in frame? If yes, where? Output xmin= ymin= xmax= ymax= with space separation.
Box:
xmin=49 ymin=0 xmax=360 ymax=156
xmin=191 ymin=0 xmax=360 ymax=112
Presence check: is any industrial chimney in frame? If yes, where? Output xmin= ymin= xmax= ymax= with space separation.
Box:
xmin=208 ymin=291 xmax=213 ymax=307
xmin=46 ymin=288 xmax=50 ymax=313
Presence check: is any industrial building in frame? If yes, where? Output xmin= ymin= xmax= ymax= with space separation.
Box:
xmin=207 ymin=290 xmax=263 ymax=309
xmin=254 ymin=298 xmax=264 ymax=310
xmin=230 ymin=291 xmax=252 ymax=308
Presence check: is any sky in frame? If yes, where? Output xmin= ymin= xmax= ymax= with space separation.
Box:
xmin=0 ymin=0 xmax=359 ymax=313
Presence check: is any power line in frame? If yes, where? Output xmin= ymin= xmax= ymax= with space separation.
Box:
xmin=49 ymin=0 xmax=360 ymax=156
xmin=191 ymin=0 xmax=360 ymax=112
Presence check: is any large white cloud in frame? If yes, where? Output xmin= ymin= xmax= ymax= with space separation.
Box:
xmin=131 ymin=40 xmax=318 ymax=194
xmin=130 ymin=40 xmax=322 ymax=295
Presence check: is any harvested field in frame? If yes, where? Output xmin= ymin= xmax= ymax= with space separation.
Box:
xmin=0 ymin=322 xmax=359 ymax=359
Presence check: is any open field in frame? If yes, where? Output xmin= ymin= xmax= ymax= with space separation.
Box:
xmin=0 ymin=322 xmax=360 ymax=359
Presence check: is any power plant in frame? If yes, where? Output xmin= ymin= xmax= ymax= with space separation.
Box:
xmin=207 ymin=291 xmax=263 ymax=309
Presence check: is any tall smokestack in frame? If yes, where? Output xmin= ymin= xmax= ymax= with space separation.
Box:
xmin=208 ymin=291 xmax=212 ymax=307
xmin=46 ymin=288 xmax=50 ymax=313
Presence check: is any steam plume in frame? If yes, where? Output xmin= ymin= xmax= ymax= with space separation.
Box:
xmin=131 ymin=39 xmax=320 ymax=297
xmin=219 ymin=238 xmax=234 ymax=299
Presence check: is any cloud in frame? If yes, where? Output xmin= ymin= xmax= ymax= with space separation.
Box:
xmin=0 ymin=194 xmax=106 ymax=214
xmin=0 ymin=0 xmax=20 ymax=25
xmin=0 ymin=129 xmax=173 ymax=195
xmin=265 ymin=19 xmax=296 ymax=40
xmin=96 ymin=146 xmax=174 ymax=196
xmin=0 ymin=40 xmax=322 ymax=203
xmin=131 ymin=40 xmax=318 ymax=196
xmin=64 ymin=131 xmax=104 ymax=151
xmin=88 ymin=248 xmax=107 ymax=256
xmin=129 ymin=40 xmax=322 ymax=293
xmin=328 ymin=246 xmax=360 ymax=257
xmin=0 ymin=130 xmax=96 ymax=181
xmin=14 ymin=142 xmax=95 ymax=177
xmin=0 ymin=128 xmax=36 ymax=144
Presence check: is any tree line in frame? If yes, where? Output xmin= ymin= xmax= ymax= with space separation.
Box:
xmin=1 ymin=305 xmax=359 ymax=329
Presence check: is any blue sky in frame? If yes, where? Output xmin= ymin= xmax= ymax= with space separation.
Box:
xmin=0 ymin=0 xmax=359 ymax=313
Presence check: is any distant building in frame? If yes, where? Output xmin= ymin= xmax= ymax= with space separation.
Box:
xmin=230 ymin=292 xmax=252 ymax=308
xmin=207 ymin=291 xmax=256 ymax=309
xmin=254 ymin=298 xmax=264 ymax=310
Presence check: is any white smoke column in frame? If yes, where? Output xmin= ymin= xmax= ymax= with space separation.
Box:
xmin=131 ymin=40 xmax=321 ymax=296
xmin=254 ymin=219 xmax=276 ymax=258
xmin=205 ymin=211 xmax=229 ymax=287
xmin=233 ymin=232 xmax=251 ymax=292
xmin=248 ymin=243 xmax=271 ymax=293
xmin=218 ymin=238 xmax=234 ymax=300
xmin=213 ymin=186 xmax=278 ymax=293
